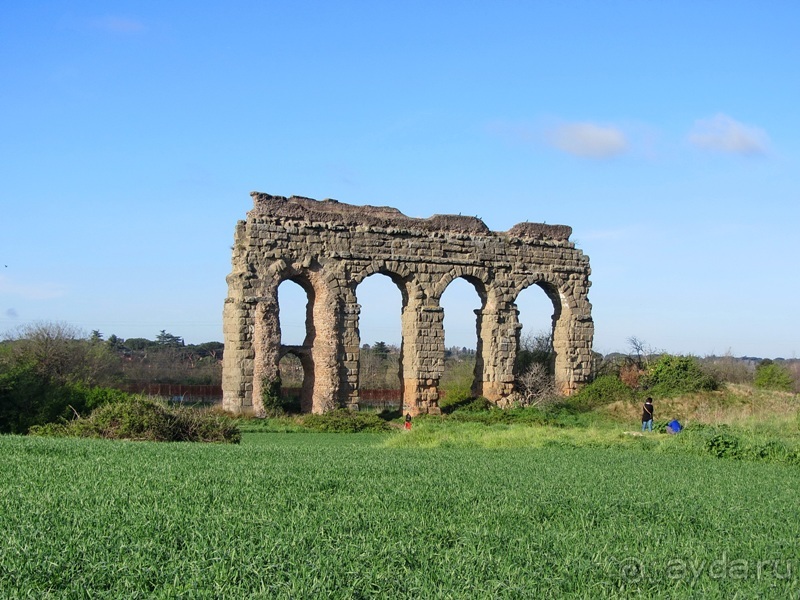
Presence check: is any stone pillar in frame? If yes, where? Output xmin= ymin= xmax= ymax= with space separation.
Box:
xmin=303 ymin=269 xmax=339 ymax=414
xmin=340 ymin=293 xmax=361 ymax=410
xmin=475 ymin=302 xmax=519 ymax=402
xmin=553 ymin=305 xmax=594 ymax=395
xmin=251 ymin=292 xmax=281 ymax=416
xmin=222 ymin=298 xmax=255 ymax=414
xmin=401 ymin=303 xmax=444 ymax=415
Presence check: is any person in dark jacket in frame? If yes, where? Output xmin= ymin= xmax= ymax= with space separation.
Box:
xmin=641 ymin=397 xmax=654 ymax=432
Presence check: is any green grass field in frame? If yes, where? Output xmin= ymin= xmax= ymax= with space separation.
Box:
xmin=1 ymin=431 xmax=799 ymax=598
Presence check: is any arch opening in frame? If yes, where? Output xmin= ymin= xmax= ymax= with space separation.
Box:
xmin=277 ymin=348 xmax=313 ymax=413
xmin=354 ymin=273 xmax=404 ymax=412
xmin=440 ymin=276 xmax=486 ymax=405
xmin=277 ymin=278 xmax=316 ymax=412
xmin=514 ymin=281 xmax=562 ymax=403
xmin=278 ymin=278 xmax=314 ymax=346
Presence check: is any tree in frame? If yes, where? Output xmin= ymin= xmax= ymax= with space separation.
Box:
xmin=358 ymin=343 xmax=401 ymax=389
xmin=700 ymin=351 xmax=754 ymax=385
xmin=3 ymin=321 xmax=117 ymax=385
xmin=156 ymin=330 xmax=184 ymax=347
xmin=516 ymin=363 xmax=556 ymax=407
xmin=124 ymin=338 xmax=154 ymax=351
xmin=192 ymin=341 xmax=224 ymax=360
xmin=754 ymin=361 xmax=794 ymax=392
xmin=105 ymin=334 xmax=126 ymax=352
xmin=627 ymin=336 xmax=659 ymax=369
xmin=372 ymin=341 xmax=389 ymax=361
xmin=515 ymin=330 xmax=554 ymax=375
xmin=642 ymin=354 xmax=718 ymax=397
xmin=0 ymin=321 xmax=122 ymax=433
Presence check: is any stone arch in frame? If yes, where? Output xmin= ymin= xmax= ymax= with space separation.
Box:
xmin=351 ymin=261 xmax=417 ymax=305
xmin=351 ymin=272 xmax=404 ymax=401
xmin=348 ymin=263 xmax=418 ymax=411
xmin=274 ymin=274 xmax=316 ymax=413
xmin=351 ymin=264 xmax=414 ymax=328
xmin=431 ymin=265 xmax=492 ymax=303
xmin=249 ymin=263 xmax=340 ymax=414
xmin=432 ymin=268 xmax=498 ymax=401
xmin=222 ymin=193 xmax=594 ymax=414
xmin=277 ymin=274 xmax=316 ymax=345
xmin=512 ymin=272 xmax=587 ymax=395
xmin=435 ymin=274 xmax=491 ymax=400
xmin=514 ymin=273 xmax=568 ymax=330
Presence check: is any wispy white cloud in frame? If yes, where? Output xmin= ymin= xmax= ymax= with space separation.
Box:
xmin=546 ymin=122 xmax=628 ymax=159
xmin=486 ymin=119 xmax=630 ymax=159
xmin=89 ymin=16 xmax=146 ymax=34
xmin=687 ymin=114 xmax=769 ymax=156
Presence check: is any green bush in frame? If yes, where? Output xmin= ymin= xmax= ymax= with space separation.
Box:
xmin=0 ymin=363 xmax=48 ymax=433
xmin=260 ymin=376 xmax=286 ymax=417
xmin=439 ymin=384 xmax=474 ymax=414
xmin=570 ymin=375 xmax=633 ymax=410
xmin=75 ymin=396 xmax=177 ymax=440
xmin=448 ymin=406 xmax=549 ymax=426
xmin=753 ymin=362 xmax=794 ymax=392
xmin=258 ymin=375 xmax=301 ymax=416
xmin=377 ymin=408 xmax=402 ymax=421
xmin=670 ymin=424 xmax=800 ymax=466
xmin=0 ymin=364 xmax=130 ymax=434
xmin=300 ymin=409 xmax=391 ymax=433
xmin=173 ymin=406 xmax=242 ymax=443
xmin=744 ymin=440 xmax=790 ymax=463
xmin=29 ymin=396 xmax=240 ymax=443
xmin=703 ymin=431 xmax=741 ymax=459
xmin=451 ymin=396 xmax=493 ymax=413
xmin=642 ymin=354 xmax=718 ymax=397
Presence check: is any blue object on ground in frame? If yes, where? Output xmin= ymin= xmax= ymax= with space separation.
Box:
xmin=667 ymin=419 xmax=682 ymax=434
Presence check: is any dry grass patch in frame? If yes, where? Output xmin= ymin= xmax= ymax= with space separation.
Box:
xmin=598 ymin=385 xmax=800 ymax=437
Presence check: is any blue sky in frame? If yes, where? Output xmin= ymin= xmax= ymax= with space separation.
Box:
xmin=1 ymin=1 xmax=798 ymax=358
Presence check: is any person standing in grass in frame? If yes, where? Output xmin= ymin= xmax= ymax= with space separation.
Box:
xmin=404 ymin=413 xmax=412 ymax=430
xmin=641 ymin=397 xmax=654 ymax=432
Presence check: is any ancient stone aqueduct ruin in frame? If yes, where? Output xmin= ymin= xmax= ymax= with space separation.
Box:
xmin=222 ymin=192 xmax=594 ymax=415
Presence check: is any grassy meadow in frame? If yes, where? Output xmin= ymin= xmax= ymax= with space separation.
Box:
xmin=2 ymin=417 xmax=800 ymax=598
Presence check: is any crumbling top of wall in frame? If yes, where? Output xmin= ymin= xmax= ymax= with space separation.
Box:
xmin=249 ymin=192 xmax=572 ymax=241
xmin=507 ymin=222 xmax=572 ymax=241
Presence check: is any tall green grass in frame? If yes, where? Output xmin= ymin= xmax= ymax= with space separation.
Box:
xmin=1 ymin=433 xmax=798 ymax=598
xmin=386 ymin=419 xmax=646 ymax=450
xmin=390 ymin=418 xmax=800 ymax=466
